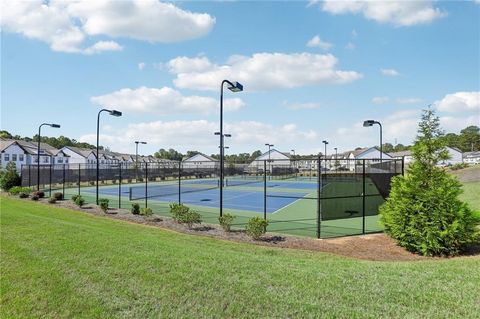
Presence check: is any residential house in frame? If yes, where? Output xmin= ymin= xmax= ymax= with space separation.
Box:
xmin=463 ymin=151 xmax=480 ymax=165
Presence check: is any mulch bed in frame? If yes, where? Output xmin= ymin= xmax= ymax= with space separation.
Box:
xmin=13 ymin=196 xmax=480 ymax=262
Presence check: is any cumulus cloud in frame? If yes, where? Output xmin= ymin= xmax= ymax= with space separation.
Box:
xmin=434 ymin=91 xmax=480 ymax=113
xmin=90 ymin=86 xmax=244 ymax=115
xmin=79 ymin=120 xmax=318 ymax=153
xmin=138 ymin=62 xmax=146 ymax=70
xmin=372 ymin=97 xmax=389 ymax=104
xmin=0 ymin=0 xmax=215 ymax=54
xmin=168 ymin=53 xmax=362 ymax=91
xmin=396 ymin=97 xmax=423 ymax=104
xmin=306 ymin=35 xmax=333 ymax=51
xmin=381 ymin=68 xmax=400 ymax=77
xmin=319 ymin=1 xmax=446 ymax=27
xmin=284 ymin=101 xmax=321 ymax=110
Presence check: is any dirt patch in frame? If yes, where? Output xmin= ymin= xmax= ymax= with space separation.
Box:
xmin=14 ymin=196 xmax=479 ymax=262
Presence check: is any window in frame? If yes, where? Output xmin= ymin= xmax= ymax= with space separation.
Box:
xmin=19 ymin=154 xmax=24 ymax=161
xmin=57 ymin=158 xmax=63 ymax=163
xmin=43 ymin=157 xmax=49 ymax=163
xmin=4 ymin=154 xmax=9 ymax=161
xmin=65 ymin=158 xmax=68 ymax=163
xmin=12 ymin=154 xmax=17 ymax=161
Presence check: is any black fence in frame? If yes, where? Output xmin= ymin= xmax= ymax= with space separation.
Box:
xmin=21 ymin=157 xmax=403 ymax=238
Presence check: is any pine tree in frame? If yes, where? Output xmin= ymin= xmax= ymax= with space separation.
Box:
xmin=380 ymin=108 xmax=478 ymax=256
xmin=0 ymin=161 xmax=21 ymax=191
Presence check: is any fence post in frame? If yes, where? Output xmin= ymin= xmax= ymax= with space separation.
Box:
xmin=263 ymin=160 xmax=267 ymax=231
xmin=78 ymin=163 xmax=81 ymax=196
xmin=49 ymin=164 xmax=52 ymax=197
xmin=119 ymin=163 xmax=122 ymax=209
xmin=178 ymin=161 xmax=181 ymax=204
xmin=317 ymin=155 xmax=322 ymax=239
xmin=401 ymin=157 xmax=405 ymax=176
xmin=145 ymin=162 xmax=148 ymax=209
xmin=28 ymin=165 xmax=31 ymax=188
xmin=62 ymin=164 xmax=66 ymax=198
xmin=362 ymin=159 xmax=366 ymax=235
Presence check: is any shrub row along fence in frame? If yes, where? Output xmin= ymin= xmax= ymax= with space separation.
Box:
xmin=21 ymin=157 xmax=403 ymax=238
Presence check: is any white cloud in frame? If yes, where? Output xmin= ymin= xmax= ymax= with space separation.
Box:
xmin=396 ymin=97 xmax=423 ymax=105
xmin=381 ymin=68 xmax=400 ymax=77
xmin=0 ymin=0 xmax=215 ymax=54
xmin=79 ymin=120 xmax=318 ymax=154
xmin=284 ymin=101 xmax=321 ymax=110
xmin=168 ymin=53 xmax=362 ymax=91
xmin=345 ymin=42 xmax=356 ymax=50
xmin=90 ymin=86 xmax=245 ymax=115
xmin=372 ymin=97 xmax=389 ymax=104
xmin=306 ymin=35 xmax=333 ymax=50
xmin=319 ymin=1 xmax=446 ymax=27
xmin=434 ymin=91 xmax=480 ymax=113
xmin=138 ymin=62 xmax=146 ymax=70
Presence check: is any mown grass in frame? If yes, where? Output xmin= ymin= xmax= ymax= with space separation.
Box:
xmin=1 ymin=196 xmax=479 ymax=318
xmin=460 ymin=181 xmax=480 ymax=211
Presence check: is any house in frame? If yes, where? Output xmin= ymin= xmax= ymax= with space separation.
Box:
xmin=438 ymin=147 xmax=463 ymax=166
xmin=463 ymin=151 xmax=480 ymax=165
xmin=248 ymin=149 xmax=291 ymax=172
xmin=182 ymin=153 xmax=219 ymax=169
xmin=388 ymin=150 xmax=413 ymax=164
xmin=344 ymin=147 xmax=392 ymax=171
xmin=61 ymin=146 xmax=97 ymax=167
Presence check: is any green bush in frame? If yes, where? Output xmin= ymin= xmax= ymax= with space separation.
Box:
xmin=450 ymin=162 xmax=469 ymax=171
xmin=74 ymin=195 xmax=85 ymax=207
xmin=169 ymin=203 xmax=190 ymax=222
xmin=0 ymin=161 xmax=21 ymax=191
xmin=71 ymin=194 xmax=79 ymax=202
xmin=19 ymin=192 xmax=29 ymax=198
xmin=34 ymin=191 xmax=45 ymax=198
xmin=180 ymin=210 xmax=202 ymax=229
xmin=8 ymin=186 xmax=31 ymax=195
xmin=380 ymin=109 xmax=479 ymax=257
xmin=48 ymin=197 xmax=57 ymax=204
xmin=131 ymin=203 xmax=140 ymax=215
xmin=140 ymin=207 xmax=153 ymax=216
xmin=219 ymin=213 xmax=236 ymax=232
xmin=31 ymin=194 xmax=39 ymax=201
xmin=245 ymin=217 xmax=268 ymax=240
xmin=53 ymin=192 xmax=63 ymax=200
xmin=99 ymin=198 xmax=109 ymax=213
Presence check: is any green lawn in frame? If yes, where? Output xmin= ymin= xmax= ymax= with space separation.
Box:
xmin=460 ymin=181 xmax=480 ymax=211
xmin=1 ymin=196 xmax=479 ymax=318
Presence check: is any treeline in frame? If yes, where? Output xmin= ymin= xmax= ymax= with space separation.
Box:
xmin=0 ymin=130 xmax=100 ymax=150
xmin=154 ymin=148 xmax=263 ymax=163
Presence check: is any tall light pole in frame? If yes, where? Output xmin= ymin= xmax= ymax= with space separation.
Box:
xmin=363 ymin=120 xmax=383 ymax=161
xmin=135 ymin=141 xmax=147 ymax=181
xmin=97 ymin=109 xmax=122 ymax=204
xmin=334 ymin=147 xmax=338 ymax=173
xmin=37 ymin=123 xmax=60 ymax=190
xmin=265 ymin=143 xmax=274 ymax=173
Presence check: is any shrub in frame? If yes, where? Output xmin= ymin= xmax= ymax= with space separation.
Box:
xmin=0 ymin=161 xmax=21 ymax=191
xmin=74 ymin=195 xmax=85 ymax=207
xmin=99 ymin=198 xmax=109 ymax=213
xmin=89 ymin=181 xmax=95 ymax=186
xmin=8 ymin=186 xmax=31 ymax=195
xmin=131 ymin=203 xmax=140 ymax=215
xmin=31 ymin=194 xmax=39 ymax=201
xmin=181 ymin=210 xmax=202 ymax=229
xmin=19 ymin=192 xmax=29 ymax=198
xmin=219 ymin=213 xmax=236 ymax=232
xmin=48 ymin=197 xmax=57 ymax=204
xmin=380 ymin=109 xmax=479 ymax=257
xmin=169 ymin=203 xmax=190 ymax=223
xmin=450 ymin=162 xmax=469 ymax=171
xmin=34 ymin=191 xmax=45 ymax=198
xmin=53 ymin=192 xmax=64 ymax=200
xmin=140 ymin=207 xmax=153 ymax=216
xmin=71 ymin=194 xmax=79 ymax=202
xmin=245 ymin=217 xmax=268 ymax=240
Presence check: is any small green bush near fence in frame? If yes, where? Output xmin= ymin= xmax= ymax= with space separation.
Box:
xmin=74 ymin=196 xmax=85 ymax=207
xmin=131 ymin=203 xmax=140 ymax=215
xmin=53 ymin=192 xmax=63 ymax=200
xmin=246 ymin=217 xmax=268 ymax=240
xmin=219 ymin=213 xmax=236 ymax=232
xmin=169 ymin=203 xmax=202 ymax=228
xmin=140 ymin=207 xmax=153 ymax=216
xmin=8 ymin=186 xmax=32 ymax=195
xmin=169 ymin=203 xmax=190 ymax=222
xmin=99 ymin=198 xmax=109 ymax=213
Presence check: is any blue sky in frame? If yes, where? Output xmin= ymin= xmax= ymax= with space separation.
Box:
xmin=1 ymin=0 xmax=479 ymax=156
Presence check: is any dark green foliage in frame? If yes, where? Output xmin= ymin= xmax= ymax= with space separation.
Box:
xmin=131 ymin=203 xmax=140 ymax=215
xmin=169 ymin=203 xmax=190 ymax=222
xmin=8 ymin=186 xmax=32 ymax=195
xmin=181 ymin=210 xmax=202 ymax=229
xmin=34 ymin=191 xmax=45 ymax=198
xmin=71 ymin=194 xmax=79 ymax=202
xmin=48 ymin=197 xmax=57 ymax=204
xmin=74 ymin=196 xmax=85 ymax=207
xmin=0 ymin=162 xmax=21 ymax=191
xmin=245 ymin=217 xmax=268 ymax=240
xmin=19 ymin=192 xmax=29 ymax=198
xmin=99 ymin=198 xmax=109 ymax=213
xmin=219 ymin=213 xmax=236 ymax=232
xmin=31 ymin=195 xmax=39 ymax=201
xmin=53 ymin=192 xmax=64 ymax=200
xmin=450 ymin=162 xmax=469 ymax=171
xmin=380 ymin=108 xmax=479 ymax=257
xmin=140 ymin=207 xmax=153 ymax=216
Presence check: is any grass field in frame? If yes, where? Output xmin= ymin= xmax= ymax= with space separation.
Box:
xmin=1 ymin=196 xmax=479 ymax=318
xmin=460 ymin=181 xmax=480 ymax=212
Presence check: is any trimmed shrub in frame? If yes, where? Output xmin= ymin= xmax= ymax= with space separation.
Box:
xmin=181 ymin=210 xmax=202 ymax=229
xmin=245 ymin=217 xmax=268 ymax=240
xmin=31 ymin=194 xmax=39 ymax=201
xmin=74 ymin=195 xmax=85 ymax=207
xmin=169 ymin=203 xmax=190 ymax=223
xmin=99 ymin=198 xmax=109 ymax=213
xmin=89 ymin=181 xmax=95 ymax=186
xmin=34 ymin=191 xmax=45 ymax=198
xmin=380 ymin=109 xmax=479 ymax=257
xmin=140 ymin=207 xmax=153 ymax=216
xmin=19 ymin=192 xmax=29 ymax=198
xmin=450 ymin=162 xmax=469 ymax=171
xmin=131 ymin=203 xmax=140 ymax=215
xmin=48 ymin=197 xmax=57 ymax=204
xmin=71 ymin=194 xmax=79 ymax=202
xmin=8 ymin=186 xmax=31 ymax=195
xmin=219 ymin=213 xmax=236 ymax=232
xmin=0 ymin=161 xmax=21 ymax=191
xmin=53 ymin=192 xmax=64 ymax=200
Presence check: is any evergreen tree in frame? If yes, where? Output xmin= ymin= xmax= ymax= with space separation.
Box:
xmin=380 ymin=108 xmax=478 ymax=256
xmin=0 ymin=161 xmax=21 ymax=191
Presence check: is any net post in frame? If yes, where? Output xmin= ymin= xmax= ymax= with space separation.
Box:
xmin=178 ymin=161 xmax=181 ymax=204
xmin=118 ymin=163 xmax=122 ymax=209
xmin=263 ymin=160 xmax=267 ymax=231
xmin=78 ymin=163 xmax=81 ymax=196
xmin=317 ymin=155 xmax=321 ymax=239
xmin=145 ymin=162 xmax=148 ymax=208
xmin=362 ymin=159 xmax=366 ymax=235
xmin=62 ymin=164 xmax=66 ymax=198
xmin=49 ymin=163 xmax=52 ymax=197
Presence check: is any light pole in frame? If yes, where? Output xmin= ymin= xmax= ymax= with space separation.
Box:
xmin=265 ymin=143 xmax=274 ymax=172
xmin=37 ymin=123 xmax=60 ymax=190
xmin=334 ymin=147 xmax=338 ymax=173
xmin=135 ymin=141 xmax=147 ymax=180
xmin=322 ymin=140 xmax=329 ymax=169
xmin=97 ymin=109 xmax=122 ymax=204
xmin=219 ymin=80 xmax=243 ymax=217
xmin=363 ymin=120 xmax=383 ymax=161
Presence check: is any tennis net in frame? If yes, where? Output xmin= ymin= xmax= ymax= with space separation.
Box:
xmin=225 ymin=176 xmax=263 ymax=187
xmin=129 ymin=178 xmax=220 ymax=200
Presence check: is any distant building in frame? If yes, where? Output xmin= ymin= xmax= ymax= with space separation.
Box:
xmin=438 ymin=147 xmax=463 ymax=166
xmin=463 ymin=151 xmax=480 ymax=165
xmin=248 ymin=149 xmax=290 ymax=171
xmin=388 ymin=150 xmax=413 ymax=164
xmin=182 ymin=153 xmax=219 ymax=169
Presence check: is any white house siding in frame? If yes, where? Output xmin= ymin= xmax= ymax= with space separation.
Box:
xmin=463 ymin=152 xmax=480 ymax=164
xmin=438 ymin=147 xmax=463 ymax=166
xmin=182 ymin=154 xmax=218 ymax=169
xmin=1 ymin=144 xmax=27 ymax=172
xmin=61 ymin=147 xmax=90 ymax=165
xmin=248 ymin=149 xmax=290 ymax=171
